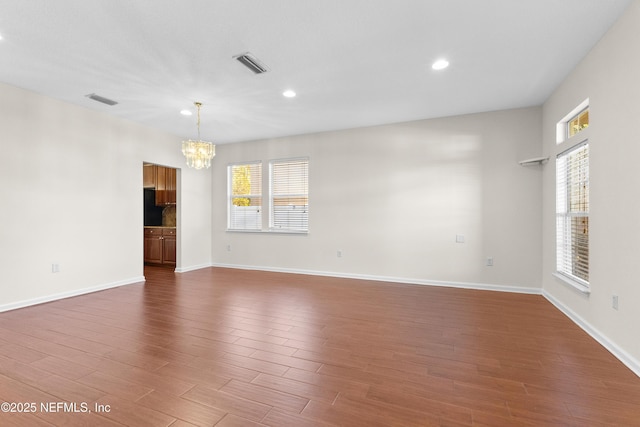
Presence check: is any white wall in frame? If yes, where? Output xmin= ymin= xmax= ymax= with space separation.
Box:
xmin=2 ymin=0 xmax=636 ymax=376
xmin=212 ymin=107 xmax=543 ymax=291
xmin=542 ymin=1 xmax=640 ymax=372
xmin=0 ymin=82 xmax=212 ymax=310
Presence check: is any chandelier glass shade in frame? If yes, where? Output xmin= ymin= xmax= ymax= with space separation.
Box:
xmin=182 ymin=102 xmax=215 ymax=169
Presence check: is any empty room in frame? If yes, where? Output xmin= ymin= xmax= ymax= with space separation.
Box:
xmin=1 ymin=0 xmax=640 ymax=425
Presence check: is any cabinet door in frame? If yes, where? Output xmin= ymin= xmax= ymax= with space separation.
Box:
xmin=155 ymin=166 xmax=167 ymax=205
xmin=144 ymin=235 xmax=163 ymax=264
xmin=144 ymin=229 xmax=163 ymax=264
xmin=143 ymin=164 xmax=157 ymax=188
xmin=162 ymin=236 xmax=176 ymax=265
xmin=166 ymin=168 xmax=177 ymax=205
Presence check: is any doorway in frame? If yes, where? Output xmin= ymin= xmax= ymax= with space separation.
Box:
xmin=143 ymin=163 xmax=178 ymax=269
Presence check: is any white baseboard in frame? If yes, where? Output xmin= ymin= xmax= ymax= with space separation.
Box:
xmin=175 ymin=263 xmax=213 ymax=273
xmin=543 ymin=290 xmax=640 ymax=378
xmin=0 ymin=276 xmax=145 ymax=314
xmin=210 ymin=262 xmax=542 ymax=295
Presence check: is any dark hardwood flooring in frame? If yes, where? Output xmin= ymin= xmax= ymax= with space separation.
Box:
xmin=0 ymin=266 xmax=639 ymax=426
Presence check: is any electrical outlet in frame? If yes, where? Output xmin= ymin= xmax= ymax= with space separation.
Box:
xmin=52 ymin=263 xmax=60 ymax=273
xmin=456 ymin=235 xmax=465 ymax=243
xmin=337 ymin=250 xmax=342 ymax=258
xmin=612 ymin=295 xmax=619 ymax=310
xmin=486 ymin=257 xmax=494 ymax=266
xmin=226 ymin=244 xmax=231 ymax=252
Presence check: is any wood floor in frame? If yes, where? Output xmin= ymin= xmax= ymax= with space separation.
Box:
xmin=1 ymin=267 xmax=639 ymax=426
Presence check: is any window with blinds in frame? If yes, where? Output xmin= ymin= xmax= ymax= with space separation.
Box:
xmin=556 ymin=141 xmax=589 ymax=288
xmin=269 ymin=158 xmax=309 ymax=232
xmin=228 ymin=162 xmax=262 ymax=230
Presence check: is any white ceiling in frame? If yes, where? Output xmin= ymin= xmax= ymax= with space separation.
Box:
xmin=0 ymin=0 xmax=633 ymax=144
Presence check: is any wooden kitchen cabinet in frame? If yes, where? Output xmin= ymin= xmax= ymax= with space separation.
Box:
xmin=143 ymin=164 xmax=177 ymax=206
xmin=162 ymin=228 xmax=176 ymax=265
xmin=155 ymin=166 xmax=176 ymax=206
xmin=144 ymin=227 xmax=176 ymax=266
xmin=165 ymin=168 xmax=176 ymax=205
xmin=143 ymin=164 xmax=157 ymax=188
xmin=144 ymin=228 xmax=163 ymax=264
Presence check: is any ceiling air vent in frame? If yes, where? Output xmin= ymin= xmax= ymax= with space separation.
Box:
xmin=233 ymin=52 xmax=269 ymax=74
xmin=85 ymin=93 xmax=118 ymax=106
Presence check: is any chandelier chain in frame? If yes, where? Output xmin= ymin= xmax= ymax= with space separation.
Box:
xmin=195 ymin=102 xmax=202 ymax=140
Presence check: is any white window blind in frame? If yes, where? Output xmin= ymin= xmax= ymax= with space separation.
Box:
xmin=228 ymin=162 xmax=262 ymax=230
xmin=556 ymin=141 xmax=589 ymax=287
xmin=270 ymin=158 xmax=309 ymax=232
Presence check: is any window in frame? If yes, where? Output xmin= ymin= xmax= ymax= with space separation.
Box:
xmin=227 ymin=158 xmax=310 ymax=233
xmin=568 ymin=108 xmax=589 ymax=139
xmin=269 ymin=158 xmax=309 ymax=232
xmin=228 ymin=162 xmax=262 ymax=230
xmin=556 ymin=98 xmax=589 ymax=144
xmin=556 ymin=141 xmax=589 ymax=289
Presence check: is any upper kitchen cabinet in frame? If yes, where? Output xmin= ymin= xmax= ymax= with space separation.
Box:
xmin=143 ymin=164 xmax=157 ymax=188
xmin=167 ymin=168 xmax=176 ymax=204
xmin=143 ymin=163 xmax=177 ymax=206
xmin=156 ymin=166 xmax=176 ymax=206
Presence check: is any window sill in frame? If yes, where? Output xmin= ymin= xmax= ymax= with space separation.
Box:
xmin=268 ymin=229 xmax=308 ymax=235
xmin=553 ymin=272 xmax=591 ymax=295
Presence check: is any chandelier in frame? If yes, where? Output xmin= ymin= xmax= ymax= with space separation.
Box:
xmin=182 ymin=102 xmax=215 ymax=169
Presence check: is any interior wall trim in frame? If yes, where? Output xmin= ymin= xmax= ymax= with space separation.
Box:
xmin=543 ymin=290 xmax=640 ymax=378
xmin=0 ymin=276 xmax=144 ymax=314
xmin=175 ymin=263 xmax=212 ymax=273
xmin=209 ymin=262 xmax=542 ymax=294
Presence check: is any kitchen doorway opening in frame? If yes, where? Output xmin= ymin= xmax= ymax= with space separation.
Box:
xmin=143 ymin=163 xmax=180 ymax=270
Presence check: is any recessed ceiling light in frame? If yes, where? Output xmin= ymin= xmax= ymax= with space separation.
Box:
xmin=180 ymin=109 xmax=193 ymax=116
xmin=432 ymin=59 xmax=449 ymax=70
xmin=283 ymin=90 xmax=296 ymax=98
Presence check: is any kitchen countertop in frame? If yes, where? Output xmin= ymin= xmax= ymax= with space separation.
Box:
xmin=144 ymin=226 xmax=176 ymax=228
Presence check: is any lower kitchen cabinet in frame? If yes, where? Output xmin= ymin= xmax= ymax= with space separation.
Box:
xmin=144 ymin=227 xmax=176 ymax=266
xmin=161 ymin=228 xmax=176 ymax=265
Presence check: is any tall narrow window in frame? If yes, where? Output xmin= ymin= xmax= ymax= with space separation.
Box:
xmin=228 ymin=162 xmax=262 ymax=230
xmin=556 ymin=141 xmax=589 ymax=288
xmin=270 ymin=158 xmax=309 ymax=232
